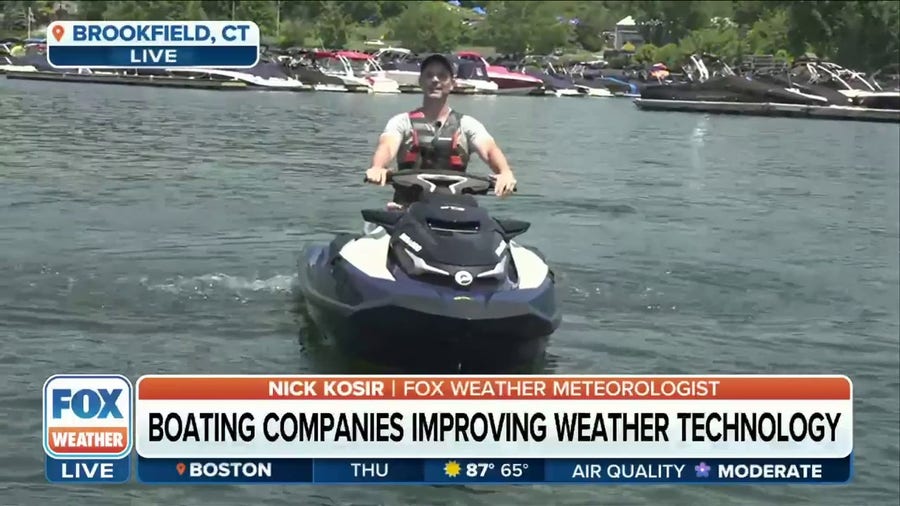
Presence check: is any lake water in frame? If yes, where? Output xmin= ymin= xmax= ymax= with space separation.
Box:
xmin=1 ymin=78 xmax=898 ymax=505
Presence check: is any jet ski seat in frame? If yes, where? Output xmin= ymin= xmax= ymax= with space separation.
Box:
xmin=358 ymin=193 xmax=531 ymax=240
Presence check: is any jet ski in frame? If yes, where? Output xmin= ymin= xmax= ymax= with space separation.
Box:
xmin=296 ymin=169 xmax=561 ymax=372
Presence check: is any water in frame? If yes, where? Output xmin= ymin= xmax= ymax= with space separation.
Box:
xmin=1 ymin=78 xmax=898 ymax=505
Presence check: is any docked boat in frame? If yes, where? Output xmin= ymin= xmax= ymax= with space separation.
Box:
xmin=790 ymin=58 xmax=900 ymax=110
xmin=164 ymin=62 xmax=311 ymax=90
xmin=640 ymin=54 xmax=843 ymax=106
xmin=517 ymin=58 xmax=586 ymax=97
xmin=0 ymin=46 xmax=53 ymax=73
xmin=564 ymin=63 xmax=623 ymax=97
xmin=452 ymin=55 xmax=498 ymax=94
xmin=313 ymin=50 xmax=400 ymax=94
xmin=456 ymin=51 xmax=542 ymax=95
xmin=281 ymin=51 xmax=349 ymax=92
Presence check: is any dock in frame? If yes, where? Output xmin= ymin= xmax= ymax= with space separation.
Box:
xmin=633 ymin=98 xmax=900 ymax=123
xmin=3 ymin=70 xmax=251 ymax=90
xmin=0 ymin=70 xmax=329 ymax=91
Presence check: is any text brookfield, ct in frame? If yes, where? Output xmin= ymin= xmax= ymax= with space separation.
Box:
xmin=45 ymin=21 xmax=261 ymax=69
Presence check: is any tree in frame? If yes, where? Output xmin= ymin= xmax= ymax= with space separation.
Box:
xmin=571 ymin=2 xmax=627 ymax=51
xmin=234 ymin=0 xmax=277 ymax=35
xmin=316 ymin=1 xmax=350 ymax=48
xmin=481 ymin=1 xmax=572 ymax=54
xmin=629 ymin=1 xmax=711 ymax=46
xmin=390 ymin=1 xmax=463 ymax=53
xmin=745 ymin=8 xmax=788 ymax=55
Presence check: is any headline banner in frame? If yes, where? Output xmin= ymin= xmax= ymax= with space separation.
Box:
xmin=135 ymin=375 xmax=853 ymax=459
xmin=45 ymin=21 xmax=260 ymax=68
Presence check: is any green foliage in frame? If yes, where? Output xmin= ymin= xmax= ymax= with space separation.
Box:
xmin=745 ymin=8 xmax=788 ymax=55
xmin=480 ymin=1 xmax=572 ymax=54
xmin=389 ymin=1 xmax=464 ymax=53
xmin=315 ymin=1 xmax=350 ymax=48
xmin=678 ymin=23 xmax=747 ymax=62
xmin=277 ymin=19 xmax=307 ymax=48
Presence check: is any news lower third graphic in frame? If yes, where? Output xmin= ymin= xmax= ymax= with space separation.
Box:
xmin=42 ymin=374 xmax=855 ymax=485
xmin=45 ymin=21 xmax=261 ymax=69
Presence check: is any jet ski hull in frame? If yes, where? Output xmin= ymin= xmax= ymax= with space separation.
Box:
xmin=297 ymin=240 xmax=560 ymax=371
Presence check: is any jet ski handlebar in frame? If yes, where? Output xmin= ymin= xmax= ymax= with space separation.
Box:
xmin=365 ymin=169 xmax=513 ymax=196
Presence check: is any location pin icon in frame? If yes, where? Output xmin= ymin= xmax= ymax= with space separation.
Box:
xmin=176 ymin=462 xmax=186 ymax=475
xmin=51 ymin=24 xmax=65 ymax=42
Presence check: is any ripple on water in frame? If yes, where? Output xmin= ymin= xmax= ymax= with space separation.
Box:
xmin=0 ymin=80 xmax=898 ymax=505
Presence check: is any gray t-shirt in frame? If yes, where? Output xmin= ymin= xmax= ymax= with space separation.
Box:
xmin=381 ymin=110 xmax=494 ymax=160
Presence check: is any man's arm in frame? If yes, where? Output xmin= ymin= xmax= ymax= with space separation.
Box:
xmin=370 ymin=114 xmax=406 ymax=169
xmin=462 ymin=116 xmax=513 ymax=175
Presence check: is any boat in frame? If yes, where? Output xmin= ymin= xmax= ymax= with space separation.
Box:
xmin=565 ymin=62 xmax=625 ymax=97
xmin=296 ymin=169 xmax=561 ymax=372
xmin=281 ymin=50 xmax=349 ymax=92
xmin=313 ymin=50 xmax=401 ymax=94
xmin=371 ymin=47 xmax=420 ymax=86
xmin=518 ymin=57 xmax=586 ymax=97
xmin=452 ymin=54 xmax=498 ymax=94
xmin=456 ymin=51 xmax=542 ymax=95
xmin=640 ymin=54 xmax=843 ymax=105
xmin=163 ymin=61 xmax=311 ymax=90
xmin=790 ymin=57 xmax=900 ymax=110
xmin=0 ymin=47 xmax=53 ymax=73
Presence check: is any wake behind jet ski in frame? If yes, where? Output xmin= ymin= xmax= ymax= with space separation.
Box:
xmin=296 ymin=169 xmax=561 ymax=372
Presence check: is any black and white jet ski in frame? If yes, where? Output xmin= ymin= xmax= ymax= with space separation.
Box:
xmin=296 ymin=170 xmax=561 ymax=371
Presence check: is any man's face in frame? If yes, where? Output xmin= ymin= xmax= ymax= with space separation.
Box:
xmin=419 ymin=61 xmax=455 ymax=98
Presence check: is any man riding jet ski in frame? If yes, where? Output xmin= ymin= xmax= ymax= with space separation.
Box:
xmin=296 ymin=54 xmax=559 ymax=371
xmin=365 ymin=53 xmax=518 ymax=208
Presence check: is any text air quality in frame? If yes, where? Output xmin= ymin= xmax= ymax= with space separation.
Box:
xmin=50 ymin=21 xmax=260 ymax=46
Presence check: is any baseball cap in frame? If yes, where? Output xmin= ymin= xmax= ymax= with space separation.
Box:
xmin=419 ymin=53 xmax=456 ymax=76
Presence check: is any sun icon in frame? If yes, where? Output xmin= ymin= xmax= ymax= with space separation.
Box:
xmin=444 ymin=460 xmax=461 ymax=478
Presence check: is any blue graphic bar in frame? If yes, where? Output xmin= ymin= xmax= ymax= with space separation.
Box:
xmin=46 ymin=456 xmax=130 ymax=484
xmin=47 ymin=45 xmax=258 ymax=68
xmin=134 ymin=455 xmax=852 ymax=484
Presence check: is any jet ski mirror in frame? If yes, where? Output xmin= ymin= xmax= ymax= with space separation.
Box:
xmin=360 ymin=209 xmax=404 ymax=232
xmin=495 ymin=218 xmax=530 ymax=240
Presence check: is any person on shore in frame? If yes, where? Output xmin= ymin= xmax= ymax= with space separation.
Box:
xmin=364 ymin=53 xmax=517 ymax=208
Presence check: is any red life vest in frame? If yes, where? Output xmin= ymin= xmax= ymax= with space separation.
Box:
xmin=396 ymin=110 xmax=469 ymax=172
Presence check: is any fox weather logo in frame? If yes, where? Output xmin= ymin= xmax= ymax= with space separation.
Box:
xmin=43 ymin=374 xmax=133 ymax=460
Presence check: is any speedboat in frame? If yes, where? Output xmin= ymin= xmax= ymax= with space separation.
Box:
xmin=296 ymin=170 xmax=561 ymax=372
xmin=456 ymin=51 xmax=542 ymax=95
xmin=164 ymin=62 xmax=310 ymax=90
xmin=791 ymin=58 xmax=900 ymax=109
xmin=640 ymin=54 xmax=847 ymax=105
xmin=314 ymin=50 xmax=401 ymax=94
xmin=518 ymin=59 xmax=585 ymax=97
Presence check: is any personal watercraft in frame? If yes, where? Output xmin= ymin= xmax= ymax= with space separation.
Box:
xmin=296 ymin=170 xmax=561 ymax=371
